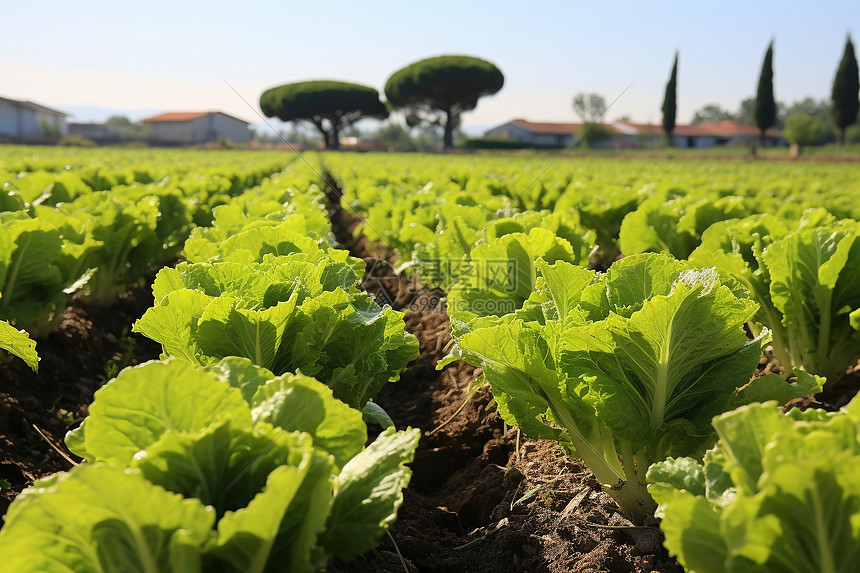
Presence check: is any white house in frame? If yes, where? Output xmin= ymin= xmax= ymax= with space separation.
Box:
xmin=0 ymin=96 xmax=68 ymax=138
xmin=141 ymin=111 xmax=250 ymax=144
xmin=484 ymin=119 xmax=580 ymax=147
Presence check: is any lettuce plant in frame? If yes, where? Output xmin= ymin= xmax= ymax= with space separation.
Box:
xmin=446 ymin=227 xmax=591 ymax=322
xmin=55 ymin=185 xmax=192 ymax=304
xmin=0 ymin=212 xmax=94 ymax=337
xmin=183 ymin=208 xmax=335 ymax=265
xmin=691 ymin=209 xmax=860 ymax=384
xmin=133 ymin=254 xmax=418 ymax=409
xmin=648 ymin=398 xmax=860 ymax=573
xmin=443 ymin=254 xmax=818 ymax=520
xmin=0 ymin=359 xmax=419 ymax=572
xmin=619 ymin=190 xmax=749 ymax=259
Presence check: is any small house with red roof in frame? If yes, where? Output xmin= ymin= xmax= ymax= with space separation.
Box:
xmin=141 ymin=111 xmax=250 ymax=145
xmin=485 ymin=119 xmax=582 ymax=147
xmin=484 ymin=118 xmax=785 ymax=148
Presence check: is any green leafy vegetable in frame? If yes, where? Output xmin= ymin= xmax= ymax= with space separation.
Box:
xmin=446 ymin=227 xmax=588 ymax=322
xmin=648 ymin=398 xmax=860 ymax=573
xmin=0 ymin=213 xmax=92 ymax=336
xmin=692 ymin=210 xmax=860 ymax=384
xmin=134 ymin=255 xmax=417 ymax=409
xmin=0 ymin=464 xmax=215 ymax=573
xmin=445 ymin=254 xmax=811 ymax=519
xmin=3 ymin=358 xmax=421 ymax=572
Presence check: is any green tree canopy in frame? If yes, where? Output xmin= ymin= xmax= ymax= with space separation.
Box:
xmin=259 ymin=80 xmax=388 ymax=149
xmin=754 ymin=41 xmax=776 ymax=142
xmin=575 ymin=122 xmax=613 ymax=148
xmin=783 ymin=113 xmax=829 ymax=150
xmin=661 ymin=52 xmax=678 ymax=145
xmin=691 ymin=104 xmax=734 ymax=124
xmin=385 ymin=55 xmax=504 ymax=149
xmin=831 ymin=35 xmax=859 ymax=145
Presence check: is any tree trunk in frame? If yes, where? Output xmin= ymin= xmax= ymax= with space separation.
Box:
xmin=789 ymin=143 xmax=801 ymax=158
xmin=840 ymin=126 xmax=847 ymax=147
xmin=330 ymin=124 xmax=341 ymax=150
xmin=443 ymin=109 xmax=454 ymax=150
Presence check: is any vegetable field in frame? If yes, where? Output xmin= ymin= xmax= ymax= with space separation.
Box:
xmin=1 ymin=146 xmax=860 ymax=572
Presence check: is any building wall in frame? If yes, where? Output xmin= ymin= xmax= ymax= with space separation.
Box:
xmin=190 ymin=113 xmax=249 ymax=143
xmin=0 ymin=102 xmax=67 ymax=137
xmin=151 ymin=121 xmax=195 ymax=144
xmin=484 ymin=122 xmax=527 ymax=141
xmin=484 ymin=123 xmax=572 ymax=146
xmin=0 ymin=100 xmax=22 ymax=135
xmin=675 ymin=135 xmax=718 ymax=148
xmin=34 ymin=111 xmax=68 ymax=136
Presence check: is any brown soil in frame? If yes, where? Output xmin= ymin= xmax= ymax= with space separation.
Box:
xmin=0 ymin=285 xmax=160 ymax=520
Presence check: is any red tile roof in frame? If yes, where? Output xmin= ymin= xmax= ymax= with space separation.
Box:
xmin=507 ymin=118 xmax=781 ymax=139
xmin=672 ymin=120 xmax=781 ymax=138
xmin=141 ymin=111 xmax=250 ymax=124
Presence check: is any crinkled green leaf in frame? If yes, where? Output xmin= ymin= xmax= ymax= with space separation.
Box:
xmin=196 ymin=294 xmax=300 ymax=371
xmin=133 ymin=421 xmax=315 ymax=516
xmin=533 ymin=259 xmax=595 ymax=325
xmin=66 ymin=359 xmax=251 ymax=465
xmin=651 ymin=399 xmax=860 ymax=573
xmin=0 ymin=309 xmax=38 ymax=371
xmin=735 ymin=370 xmax=824 ymax=406
xmin=647 ymin=458 xmax=727 ymax=573
xmin=0 ymin=464 xmax=215 ymax=573
xmin=289 ymin=290 xmax=418 ymax=408
xmin=206 ymin=356 xmax=276 ymax=403
xmin=321 ymin=427 xmax=420 ymax=561
xmin=561 ymin=265 xmax=759 ymax=451
xmin=579 ymin=253 xmax=687 ymax=320
xmin=203 ymin=462 xmax=329 ymax=573
xmin=0 ymin=216 xmax=72 ymax=335
xmin=250 ymin=372 xmax=367 ymax=469
xmin=133 ymin=289 xmax=214 ymax=365
xmin=447 ymin=228 xmax=583 ymax=321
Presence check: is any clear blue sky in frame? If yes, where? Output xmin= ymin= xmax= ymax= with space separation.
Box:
xmin=3 ymin=0 xmax=858 ymax=129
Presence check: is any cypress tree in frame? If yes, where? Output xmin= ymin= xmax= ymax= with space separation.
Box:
xmin=831 ymin=35 xmax=859 ymax=145
xmin=662 ymin=52 xmax=678 ymax=146
xmin=753 ymin=41 xmax=776 ymax=144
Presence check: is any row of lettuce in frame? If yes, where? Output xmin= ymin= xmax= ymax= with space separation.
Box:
xmin=0 ymin=149 xmax=291 ymax=370
xmin=3 ymin=148 xmax=860 ymax=570
xmin=0 ymin=153 xmax=423 ymax=571
xmin=325 ymin=152 xmax=860 ymax=572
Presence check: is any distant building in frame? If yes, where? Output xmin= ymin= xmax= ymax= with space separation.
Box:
xmin=484 ymin=118 xmax=786 ymax=148
xmin=68 ymin=122 xmax=135 ymax=144
xmin=141 ymin=111 xmax=250 ymax=145
xmin=671 ymin=121 xmax=785 ymax=148
xmin=0 ymin=95 xmax=68 ymax=139
xmin=484 ymin=119 xmax=580 ymax=147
